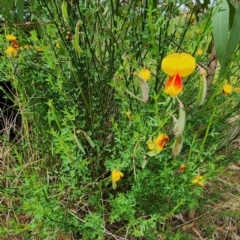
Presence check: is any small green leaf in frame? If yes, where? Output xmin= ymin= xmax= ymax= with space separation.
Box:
xmin=84 ymin=133 xmax=95 ymax=148
xmin=146 ymin=149 xmax=160 ymax=157
xmin=73 ymin=134 xmax=86 ymax=155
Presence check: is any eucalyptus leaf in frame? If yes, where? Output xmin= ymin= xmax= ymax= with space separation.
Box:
xmin=226 ymin=0 xmax=236 ymax=28
xmin=219 ymin=4 xmax=240 ymax=78
xmin=212 ymin=0 xmax=229 ymax=64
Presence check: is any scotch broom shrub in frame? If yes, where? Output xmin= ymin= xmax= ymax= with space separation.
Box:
xmin=1 ymin=0 xmax=240 ymax=239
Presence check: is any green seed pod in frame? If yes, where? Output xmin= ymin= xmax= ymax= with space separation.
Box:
xmin=196 ymin=65 xmax=207 ymax=106
xmin=173 ymin=104 xmax=186 ymax=135
xmin=61 ymin=0 xmax=69 ymax=23
xmin=72 ymin=21 xmax=83 ymax=54
xmin=137 ymin=76 xmax=149 ymax=102
xmin=84 ymin=133 xmax=95 ymax=148
xmin=74 ymin=134 xmax=86 ymax=155
xmin=172 ymin=132 xmax=183 ymax=156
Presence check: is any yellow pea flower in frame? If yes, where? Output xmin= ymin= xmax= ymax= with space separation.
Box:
xmin=147 ymin=133 xmax=169 ymax=151
xmin=6 ymin=34 xmax=17 ymax=40
xmin=6 ymin=46 xmax=18 ymax=57
xmin=161 ymin=53 xmax=196 ymax=77
xmin=222 ymin=82 xmax=233 ymax=94
xmin=196 ymin=49 xmax=203 ymax=55
xmin=161 ymin=53 xmax=196 ymax=97
xmin=192 ymin=175 xmax=204 ymax=187
xmin=6 ymin=34 xmax=19 ymax=56
xmin=111 ymin=169 xmax=124 ymax=182
xmin=139 ymin=69 xmax=151 ymax=81
xmin=111 ymin=169 xmax=124 ymax=189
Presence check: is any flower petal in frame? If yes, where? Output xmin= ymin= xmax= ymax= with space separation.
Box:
xmin=222 ymin=82 xmax=233 ymax=94
xmin=192 ymin=175 xmax=204 ymax=186
xmin=11 ymin=39 xmax=19 ymax=48
xmin=164 ymin=74 xmax=183 ymax=97
xmin=146 ymin=139 xmax=156 ymax=150
xmin=6 ymin=46 xmax=18 ymax=57
xmin=161 ymin=53 xmax=196 ymax=77
xmin=154 ymin=133 xmax=169 ymax=151
xmin=6 ymin=34 xmax=16 ymax=40
xmin=111 ymin=169 xmax=124 ymax=182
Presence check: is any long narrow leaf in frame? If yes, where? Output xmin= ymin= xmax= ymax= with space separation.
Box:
xmin=16 ymin=0 xmax=24 ymax=23
xmin=219 ymin=4 xmax=240 ymax=78
xmin=212 ymin=0 xmax=229 ymax=64
xmin=226 ymin=0 xmax=236 ymax=28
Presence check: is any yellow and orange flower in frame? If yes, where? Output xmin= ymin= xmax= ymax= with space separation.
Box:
xmin=6 ymin=34 xmax=19 ymax=56
xmin=179 ymin=164 xmax=186 ymax=172
xmin=161 ymin=53 xmax=196 ymax=97
xmin=192 ymin=175 xmax=204 ymax=187
xmin=164 ymin=73 xmax=183 ymax=97
xmin=147 ymin=133 xmax=169 ymax=151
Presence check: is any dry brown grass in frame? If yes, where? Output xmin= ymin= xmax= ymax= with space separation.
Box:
xmin=171 ymin=161 xmax=240 ymax=240
xmin=1 ymin=110 xmax=240 ymax=239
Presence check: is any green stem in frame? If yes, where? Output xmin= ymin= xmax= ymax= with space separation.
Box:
xmin=200 ymin=107 xmax=216 ymax=152
xmin=148 ymin=0 xmax=157 ymax=52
